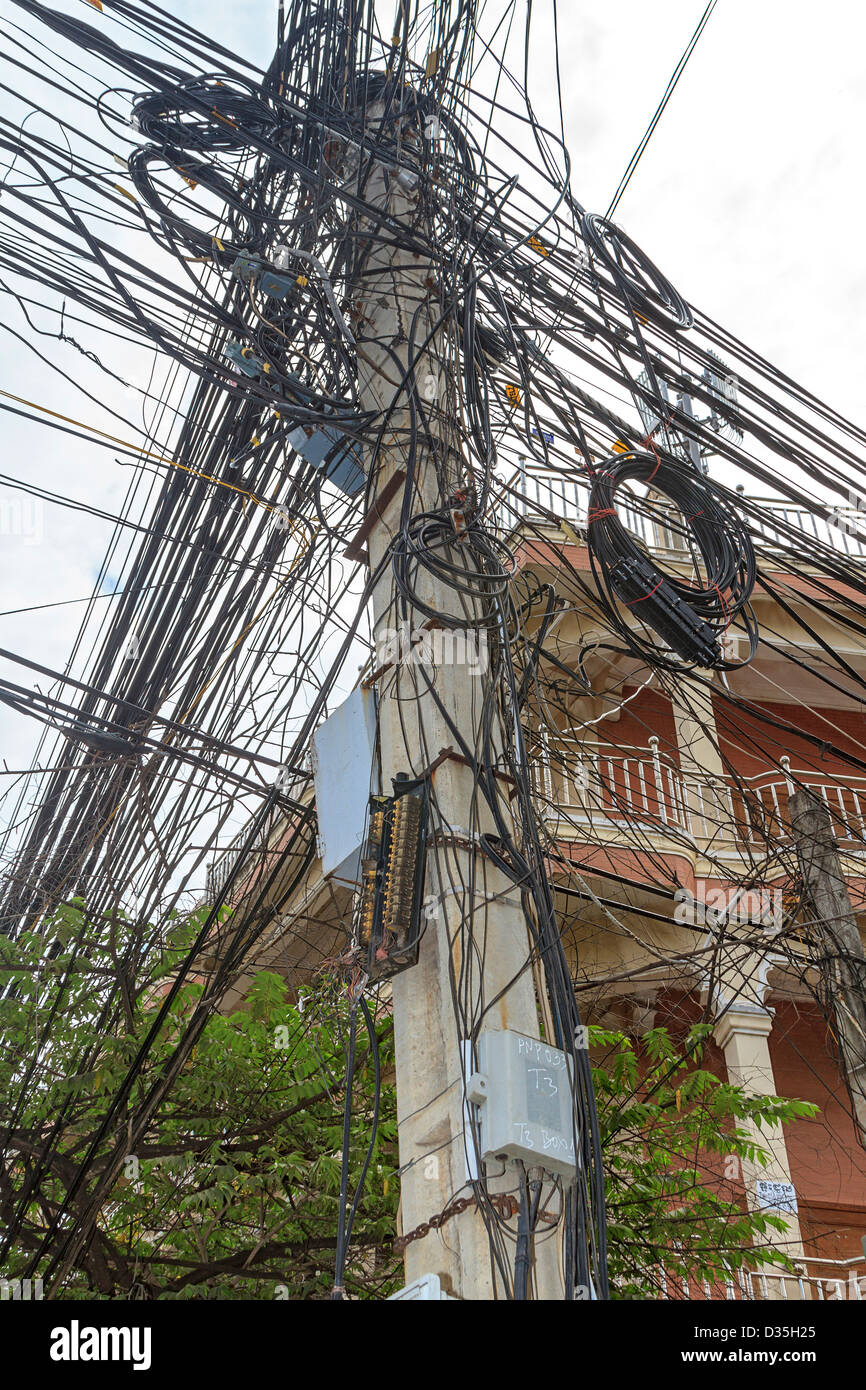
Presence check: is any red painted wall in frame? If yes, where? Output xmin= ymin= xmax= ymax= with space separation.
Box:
xmin=598 ymin=684 xmax=679 ymax=763
xmin=714 ymin=696 xmax=866 ymax=781
xmin=767 ymin=999 xmax=866 ymax=1258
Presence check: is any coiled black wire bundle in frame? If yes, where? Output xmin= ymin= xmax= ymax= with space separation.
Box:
xmin=581 ymin=212 xmax=694 ymax=331
xmin=131 ymin=78 xmax=279 ymax=151
xmin=586 ymin=451 xmax=757 ymax=669
xmin=391 ymin=507 xmax=514 ymax=628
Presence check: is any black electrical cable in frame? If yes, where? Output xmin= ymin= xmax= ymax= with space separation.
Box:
xmin=4 ymin=0 xmax=865 ymax=1307
xmin=586 ymin=450 xmax=758 ymax=669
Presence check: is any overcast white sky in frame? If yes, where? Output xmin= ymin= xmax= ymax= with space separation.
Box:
xmin=0 ymin=0 xmax=864 ymax=804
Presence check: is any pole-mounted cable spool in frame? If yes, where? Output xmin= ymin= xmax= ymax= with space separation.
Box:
xmin=586 ymin=450 xmax=758 ymax=669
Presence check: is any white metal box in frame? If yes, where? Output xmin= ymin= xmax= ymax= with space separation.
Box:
xmin=311 ymin=686 xmax=376 ymax=882
xmin=475 ymin=1029 xmax=577 ymax=1179
xmin=388 ymin=1274 xmax=455 ymax=1301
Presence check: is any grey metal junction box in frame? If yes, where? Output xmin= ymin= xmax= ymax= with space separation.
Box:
xmin=472 ymin=1029 xmax=577 ymax=1180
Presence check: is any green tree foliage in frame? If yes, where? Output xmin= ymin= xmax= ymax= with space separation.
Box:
xmin=592 ymin=1022 xmax=818 ymax=1299
xmin=0 ymin=903 xmax=815 ymax=1299
xmin=0 ymin=902 xmax=400 ymax=1299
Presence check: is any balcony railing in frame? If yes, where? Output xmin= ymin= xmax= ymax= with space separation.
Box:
xmin=495 ymin=466 xmax=866 ymax=560
xmin=533 ymin=735 xmax=866 ymax=853
xmin=659 ymin=1256 xmax=866 ymax=1301
xmin=534 ymin=736 xmax=693 ymax=835
xmin=727 ymin=765 xmax=866 ymax=849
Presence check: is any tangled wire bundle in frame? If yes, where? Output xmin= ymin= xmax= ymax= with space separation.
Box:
xmin=586 ymin=451 xmax=758 ymax=669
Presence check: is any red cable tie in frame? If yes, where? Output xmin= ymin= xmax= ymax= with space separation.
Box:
xmin=713 ymin=583 xmax=731 ymax=628
xmin=645 ymin=439 xmax=662 ymax=485
xmin=624 ymin=577 xmax=664 ymax=606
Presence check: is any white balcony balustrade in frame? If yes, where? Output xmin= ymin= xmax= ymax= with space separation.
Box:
xmin=656 ymin=1256 xmax=866 ymax=1302
xmin=495 ymin=466 xmax=866 ymax=561
xmin=531 ymin=735 xmax=866 ymax=854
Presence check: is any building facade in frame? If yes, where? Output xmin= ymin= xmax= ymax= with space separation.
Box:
xmin=211 ymin=467 xmax=866 ymax=1300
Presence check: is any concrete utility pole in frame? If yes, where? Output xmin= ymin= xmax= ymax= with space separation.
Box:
xmin=351 ymin=98 xmax=564 ymax=1298
xmin=790 ymin=788 xmax=866 ymax=1149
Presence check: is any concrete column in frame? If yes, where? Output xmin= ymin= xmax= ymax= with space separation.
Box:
xmin=709 ymin=954 xmax=808 ymax=1297
xmin=671 ymin=681 xmax=731 ymax=848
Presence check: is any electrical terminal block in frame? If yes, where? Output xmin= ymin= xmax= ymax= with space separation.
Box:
xmin=354 ymin=778 xmax=428 ymax=982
